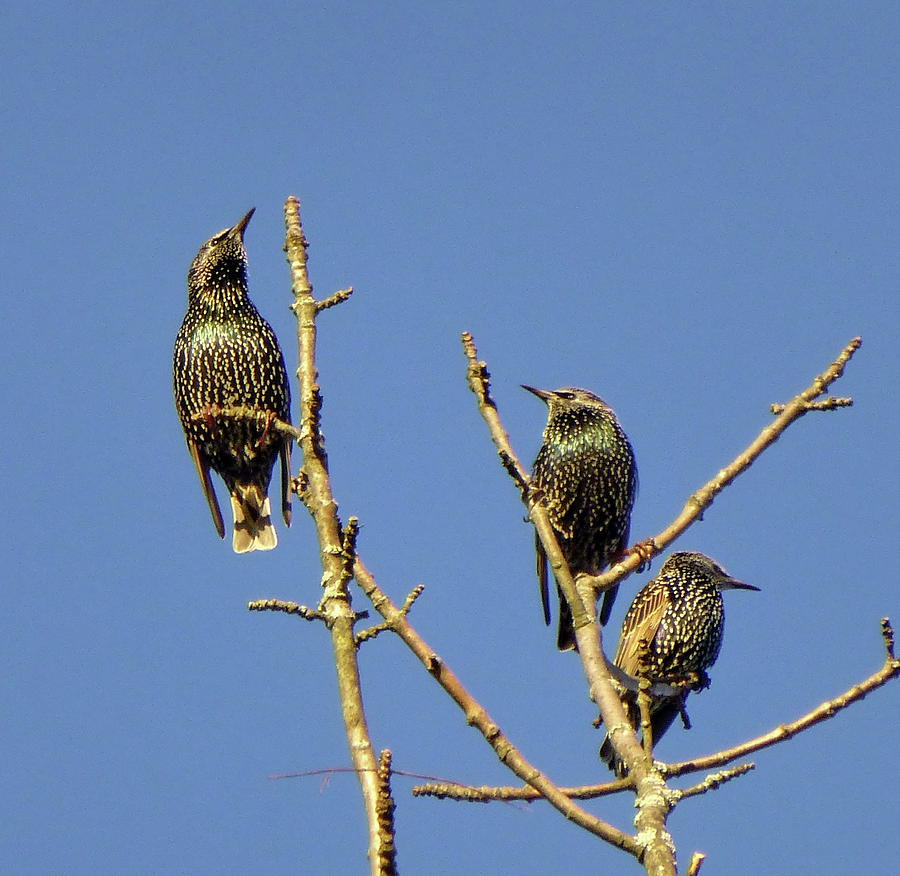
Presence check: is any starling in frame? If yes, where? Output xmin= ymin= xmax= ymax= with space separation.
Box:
xmin=599 ymin=551 xmax=759 ymax=776
xmin=173 ymin=208 xmax=292 ymax=553
xmin=524 ymin=386 xmax=638 ymax=650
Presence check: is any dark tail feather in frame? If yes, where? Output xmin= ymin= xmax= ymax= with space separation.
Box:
xmin=279 ymin=436 xmax=292 ymax=527
xmin=599 ymin=696 xmax=637 ymax=777
xmin=188 ymin=440 xmax=224 ymax=539
xmin=556 ymin=586 xmax=577 ymax=651
xmin=536 ymin=536 xmax=551 ymax=626
xmin=599 ymin=583 xmax=619 ymax=626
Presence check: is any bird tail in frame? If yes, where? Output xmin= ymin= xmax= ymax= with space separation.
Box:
xmin=229 ymin=482 xmax=277 ymax=553
xmin=599 ymin=735 xmax=625 ymax=778
xmin=556 ymin=589 xmax=577 ymax=651
xmin=599 ymin=697 xmax=637 ymax=778
xmin=599 ymin=695 xmax=685 ymax=777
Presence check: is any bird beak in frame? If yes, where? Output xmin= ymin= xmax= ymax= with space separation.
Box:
xmin=521 ymin=384 xmax=554 ymax=402
xmin=720 ymin=577 xmax=760 ymax=592
xmin=229 ymin=208 xmax=256 ymax=241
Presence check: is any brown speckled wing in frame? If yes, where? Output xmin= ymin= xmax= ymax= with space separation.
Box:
xmin=614 ymin=585 xmax=669 ymax=677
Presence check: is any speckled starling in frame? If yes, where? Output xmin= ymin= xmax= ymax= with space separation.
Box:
xmin=173 ymin=208 xmax=292 ymax=553
xmin=599 ymin=551 xmax=759 ymax=775
xmin=524 ymin=386 xmax=638 ymax=650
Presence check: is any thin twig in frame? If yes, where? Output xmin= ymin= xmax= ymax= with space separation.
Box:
xmin=674 ymin=763 xmax=755 ymax=800
xmin=248 ymin=599 xmax=326 ymax=621
xmin=637 ymin=640 xmax=654 ymax=759
xmin=686 ymin=852 xmax=706 ymax=876
xmin=376 ymin=751 xmax=398 ymax=876
xmin=664 ymin=619 xmax=899 ymax=778
xmin=357 ymin=585 xmax=426 ymax=646
xmin=413 ymin=775 xmax=632 ymax=802
xmin=317 ymin=286 xmax=354 ymax=312
xmin=770 ymin=396 xmax=853 ymax=414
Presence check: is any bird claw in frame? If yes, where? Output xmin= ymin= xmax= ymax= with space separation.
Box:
xmin=197 ymin=403 xmax=224 ymax=431
xmin=256 ymin=410 xmax=278 ymax=448
xmin=631 ymin=539 xmax=657 ymax=572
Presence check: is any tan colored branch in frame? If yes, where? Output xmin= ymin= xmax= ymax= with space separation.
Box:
xmin=412 ymin=775 xmax=632 ymax=802
xmin=589 ymin=337 xmax=862 ymax=595
xmin=664 ymin=618 xmax=899 ymax=778
xmin=190 ymin=406 xmax=304 ymax=442
xmin=282 ymin=196 xmax=383 ymax=874
xmin=376 ymin=751 xmax=398 ymax=876
xmin=352 ymin=557 xmax=642 ymax=857
xmin=674 ymin=763 xmax=755 ymax=801
xmin=686 ymin=851 xmax=706 ymax=876
xmin=356 ymin=584 xmax=425 ymax=646
xmin=247 ymin=599 xmax=326 ymax=621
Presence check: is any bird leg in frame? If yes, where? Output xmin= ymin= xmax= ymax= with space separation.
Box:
xmin=256 ymin=409 xmax=278 ymax=449
xmin=191 ymin=402 xmax=225 ymax=431
xmin=636 ymin=638 xmax=656 ymax=757
xmin=630 ymin=538 xmax=658 ymax=572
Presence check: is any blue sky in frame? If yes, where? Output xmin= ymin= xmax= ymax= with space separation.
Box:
xmin=3 ymin=2 xmax=898 ymax=873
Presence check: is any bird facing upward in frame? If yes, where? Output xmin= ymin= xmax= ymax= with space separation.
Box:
xmin=173 ymin=208 xmax=292 ymax=552
xmin=599 ymin=551 xmax=759 ymax=776
xmin=524 ymin=385 xmax=638 ymax=650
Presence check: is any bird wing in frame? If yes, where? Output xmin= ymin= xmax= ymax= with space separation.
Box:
xmin=187 ymin=438 xmax=225 ymax=539
xmin=535 ymin=533 xmax=552 ymax=626
xmin=613 ymin=585 xmax=669 ymax=676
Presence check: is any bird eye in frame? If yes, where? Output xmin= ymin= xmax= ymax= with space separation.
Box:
xmin=556 ymin=391 xmax=575 ymax=400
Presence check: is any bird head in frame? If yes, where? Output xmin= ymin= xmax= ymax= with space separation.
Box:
xmin=521 ymin=385 xmax=610 ymax=413
xmin=187 ymin=208 xmax=255 ymax=298
xmin=665 ymin=551 xmax=760 ymax=592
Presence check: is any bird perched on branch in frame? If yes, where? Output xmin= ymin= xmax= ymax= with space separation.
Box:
xmin=524 ymin=385 xmax=638 ymax=650
xmin=599 ymin=551 xmax=759 ymax=776
xmin=174 ymin=208 xmax=292 ymax=552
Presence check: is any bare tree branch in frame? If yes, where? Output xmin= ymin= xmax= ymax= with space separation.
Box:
xmin=664 ymin=618 xmax=899 ymax=778
xmin=376 ymin=751 xmax=398 ymax=876
xmin=674 ymin=763 xmax=755 ymax=801
xmin=412 ymin=776 xmax=632 ymax=802
xmin=686 ymin=852 xmax=706 ymax=876
xmin=248 ymin=599 xmax=326 ymax=622
xmin=282 ymin=196 xmax=384 ymax=874
xmin=588 ymin=337 xmax=862 ymax=596
xmin=352 ymin=557 xmax=643 ymax=856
